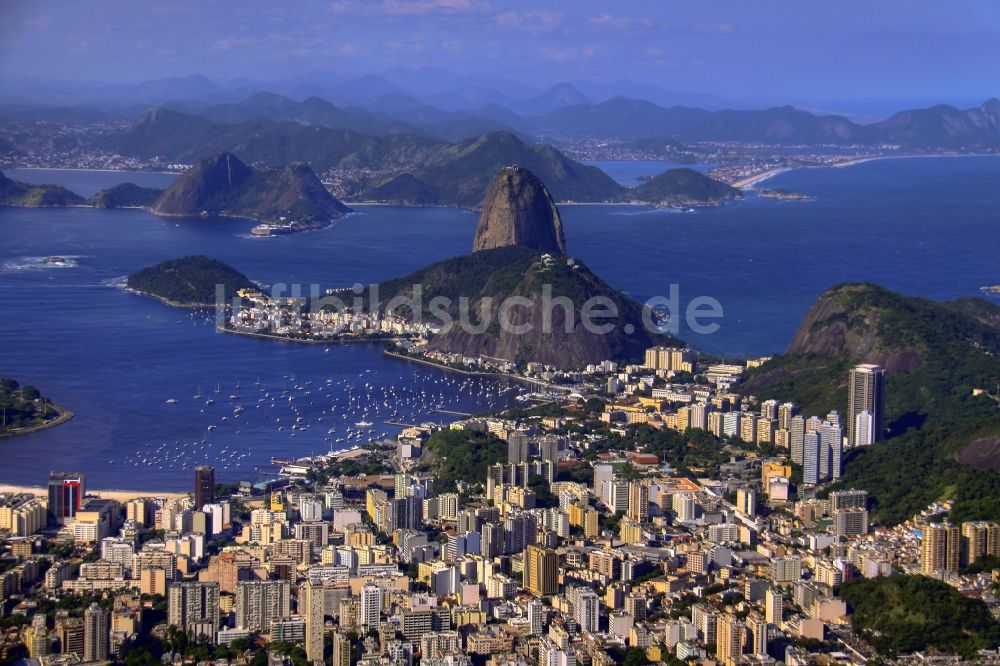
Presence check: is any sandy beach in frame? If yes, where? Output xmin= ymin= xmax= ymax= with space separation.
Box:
xmin=736 ymin=153 xmax=1000 ymax=190
xmin=732 ymin=167 xmax=793 ymax=190
xmin=0 ymin=483 xmax=187 ymax=501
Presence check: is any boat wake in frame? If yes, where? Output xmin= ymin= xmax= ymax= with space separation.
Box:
xmin=1 ymin=255 xmax=84 ymax=272
xmin=610 ymin=207 xmax=696 ymax=217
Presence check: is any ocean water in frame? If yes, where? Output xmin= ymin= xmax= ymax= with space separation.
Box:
xmin=1 ymin=156 xmax=999 ymax=489
xmin=4 ymin=168 xmax=178 ymax=198
xmin=584 ymin=160 xmax=714 ymax=184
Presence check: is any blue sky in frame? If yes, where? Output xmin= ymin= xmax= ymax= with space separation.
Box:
xmin=1 ymin=0 xmax=998 ymax=105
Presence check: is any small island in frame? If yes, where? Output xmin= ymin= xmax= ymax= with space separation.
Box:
xmin=759 ymin=187 xmax=812 ymax=200
xmin=90 ymin=182 xmax=164 ymax=209
xmin=126 ymin=255 xmax=258 ymax=307
xmin=0 ymin=377 xmax=73 ymax=437
xmin=629 ymin=167 xmax=742 ymax=207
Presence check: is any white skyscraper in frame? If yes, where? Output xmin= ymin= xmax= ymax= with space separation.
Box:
xmin=789 ymin=415 xmax=806 ymax=465
xmin=819 ymin=421 xmax=844 ymax=480
xmin=803 ymin=431 xmax=820 ymax=485
xmin=854 ymin=410 xmax=875 ymax=447
xmin=360 ymin=584 xmax=383 ymax=629
xmin=299 ymin=496 xmax=324 ymax=522
xmin=572 ymin=587 xmax=600 ymax=633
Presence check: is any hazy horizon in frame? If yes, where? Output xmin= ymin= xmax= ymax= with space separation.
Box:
xmin=2 ymin=0 xmax=999 ymax=115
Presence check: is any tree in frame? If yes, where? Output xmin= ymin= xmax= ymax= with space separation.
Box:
xmin=623 ymin=647 xmax=650 ymax=666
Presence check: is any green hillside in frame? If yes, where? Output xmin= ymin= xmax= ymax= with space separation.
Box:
xmin=840 ymin=575 xmax=1000 ymax=657
xmin=363 ymin=131 xmax=624 ymax=205
xmin=419 ymin=429 xmax=507 ymax=493
xmin=369 ymin=246 xmax=667 ymax=369
xmin=0 ymin=378 xmax=61 ymax=434
xmin=127 ymin=255 xmax=258 ymax=306
xmin=90 ymin=182 xmax=164 ymax=208
xmin=742 ymin=283 xmax=1000 ymax=524
xmin=152 ymin=152 xmax=350 ymax=223
xmin=0 ymin=170 xmax=85 ymax=207
xmin=630 ymin=167 xmax=741 ymax=206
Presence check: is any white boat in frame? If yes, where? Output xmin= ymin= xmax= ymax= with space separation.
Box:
xmin=165 ymin=398 xmax=178 ymax=405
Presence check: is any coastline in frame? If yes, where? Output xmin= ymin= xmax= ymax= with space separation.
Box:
xmin=219 ymin=325 xmax=410 ymax=346
xmin=732 ymin=168 xmax=793 ymax=190
xmin=0 ymin=404 xmax=74 ymax=439
xmin=5 ymin=166 xmax=181 ymax=175
xmin=0 ymin=483 xmax=187 ymax=501
xmin=383 ymin=349 xmax=573 ymax=393
xmin=735 ymin=152 xmax=1000 ymax=190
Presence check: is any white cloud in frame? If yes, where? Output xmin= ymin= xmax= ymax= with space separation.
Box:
xmin=211 ymin=37 xmax=255 ymax=53
xmin=696 ymin=22 xmax=735 ymax=34
xmin=496 ymin=10 xmax=565 ymax=33
xmin=329 ymin=0 xmax=489 ymax=16
xmin=538 ymin=45 xmax=597 ymax=62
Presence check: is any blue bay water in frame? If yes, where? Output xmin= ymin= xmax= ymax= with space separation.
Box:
xmin=584 ymin=159 xmax=715 ymax=185
xmin=2 ymin=157 xmax=1000 ymax=489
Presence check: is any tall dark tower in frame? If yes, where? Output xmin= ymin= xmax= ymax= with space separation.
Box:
xmin=47 ymin=471 xmax=86 ymax=526
xmin=848 ymin=364 xmax=885 ymax=447
xmin=194 ymin=465 xmax=215 ymax=509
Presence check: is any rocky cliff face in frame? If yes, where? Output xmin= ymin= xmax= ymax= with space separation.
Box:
xmin=784 ymin=283 xmax=927 ymax=373
xmin=152 ymin=152 xmax=350 ymax=222
xmin=472 ymin=166 xmax=566 ymax=255
xmin=152 ymin=152 xmax=252 ymax=216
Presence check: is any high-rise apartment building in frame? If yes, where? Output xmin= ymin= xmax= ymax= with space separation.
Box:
xmin=626 ymin=481 xmax=649 ymax=522
xmin=194 ymin=465 xmax=215 ymax=509
xmin=360 ymin=584 xmax=383 ymax=629
xmin=301 ymin=579 xmax=325 ymax=663
xmin=528 ymin=599 xmax=545 ymax=635
xmin=921 ymin=522 xmax=960 ymax=575
xmin=571 ymin=587 xmax=600 ymax=633
xmin=789 ymin=416 xmax=806 ymax=465
xmin=960 ymin=521 xmax=1000 ymax=566
xmin=849 ymin=364 xmax=885 ymax=447
xmin=524 ymin=545 xmax=559 ymax=596
xmin=47 ymin=472 xmax=85 ymax=526
xmin=715 ymin=613 xmax=744 ymax=665
xmin=802 ymin=431 xmax=820 ymax=485
xmin=235 ymin=580 xmax=291 ymax=633
xmin=83 ymin=603 xmax=109 ymax=663
xmin=167 ymin=581 xmax=221 ymax=630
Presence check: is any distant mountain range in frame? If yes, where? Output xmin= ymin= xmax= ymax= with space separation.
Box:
xmin=96 ymin=109 xmax=759 ymax=207
xmin=4 ymin=69 xmax=998 ymax=149
xmin=532 ymin=97 xmax=1000 ymax=148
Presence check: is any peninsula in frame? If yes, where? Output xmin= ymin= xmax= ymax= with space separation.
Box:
xmin=0 ymin=377 xmax=73 ymax=437
xmin=377 ymin=166 xmax=668 ymax=370
xmin=0 ymin=170 xmax=85 ymax=207
xmin=151 ymin=152 xmax=351 ymax=233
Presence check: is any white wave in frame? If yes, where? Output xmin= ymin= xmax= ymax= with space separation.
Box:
xmin=1 ymin=255 xmax=84 ymax=272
